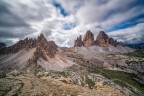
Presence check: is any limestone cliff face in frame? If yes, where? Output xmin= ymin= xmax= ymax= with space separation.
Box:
xmin=83 ymin=30 xmax=95 ymax=47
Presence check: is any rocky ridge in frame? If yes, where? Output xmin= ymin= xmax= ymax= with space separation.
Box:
xmin=0 ymin=38 xmax=37 ymax=54
xmin=0 ymin=33 xmax=58 ymax=58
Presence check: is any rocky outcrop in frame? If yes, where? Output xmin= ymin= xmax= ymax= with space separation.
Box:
xmin=74 ymin=35 xmax=84 ymax=47
xmin=83 ymin=30 xmax=95 ymax=47
xmin=0 ymin=38 xmax=37 ymax=54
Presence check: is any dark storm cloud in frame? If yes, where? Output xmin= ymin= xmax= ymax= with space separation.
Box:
xmin=0 ymin=26 xmax=35 ymax=38
xmin=0 ymin=1 xmax=29 ymax=27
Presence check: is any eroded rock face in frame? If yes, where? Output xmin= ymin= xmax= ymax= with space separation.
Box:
xmin=83 ymin=30 xmax=95 ymax=47
xmin=74 ymin=35 xmax=84 ymax=47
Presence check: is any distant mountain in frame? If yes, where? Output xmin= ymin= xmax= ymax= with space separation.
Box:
xmin=126 ymin=42 xmax=144 ymax=49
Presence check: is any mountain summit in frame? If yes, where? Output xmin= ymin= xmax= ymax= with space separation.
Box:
xmin=83 ymin=30 xmax=95 ymax=46
xmin=95 ymin=31 xmax=109 ymax=46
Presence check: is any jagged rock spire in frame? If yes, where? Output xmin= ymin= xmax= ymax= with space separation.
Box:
xmin=34 ymin=33 xmax=58 ymax=60
xmin=83 ymin=30 xmax=95 ymax=47
xmin=74 ymin=35 xmax=84 ymax=47
xmin=95 ymin=31 xmax=109 ymax=46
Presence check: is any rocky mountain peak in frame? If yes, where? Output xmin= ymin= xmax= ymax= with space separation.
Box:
xmin=74 ymin=35 xmax=84 ymax=47
xmin=96 ymin=31 xmax=111 ymax=47
xmin=38 ymin=33 xmax=48 ymax=43
xmin=83 ymin=30 xmax=95 ymax=46
xmin=37 ymin=33 xmax=48 ymax=48
xmin=108 ymin=37 xmax=118 ymax=47
xmin=34 ymin=33 xmax=58 ymax=60
xmin=96 ymin=31 xmax=109 ymax=41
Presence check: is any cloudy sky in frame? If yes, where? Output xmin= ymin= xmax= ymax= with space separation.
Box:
xmin=0 ymin=0 xmax=144 ymax=47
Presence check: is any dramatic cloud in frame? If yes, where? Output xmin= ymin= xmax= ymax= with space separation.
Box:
xmin=108 ymin=23 xmax=144 ymax=44
xmin=0 ymin=0 xmax=144 ymax=46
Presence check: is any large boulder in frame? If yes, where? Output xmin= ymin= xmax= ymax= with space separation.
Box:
xmin=83 ymin=30 xmax=95 ymax=47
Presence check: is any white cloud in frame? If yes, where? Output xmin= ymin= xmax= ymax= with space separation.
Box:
xmin=108 ymin=23 xmax=144 ymax=43
xmin=75 ymin=0 xmax=144 ymax=30
xmin=1 ymin=0 xmax=144 ymax=47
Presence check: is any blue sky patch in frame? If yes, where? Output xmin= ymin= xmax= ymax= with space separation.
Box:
xmin=107 ymin=15 xmax=144 ymax=32
xmin=52 ymin=1 xmax=68 ymax=17
xmin=63 ymin=23 xmax=76 ymax=30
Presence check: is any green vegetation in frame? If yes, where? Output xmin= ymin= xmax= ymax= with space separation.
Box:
xmin=89 ymin=67 xmax=144 ymax=94
xmin=126 ymin=50 xmax=144 ymax=58
xmin=113 ymin=80 xmax=129 ymax=88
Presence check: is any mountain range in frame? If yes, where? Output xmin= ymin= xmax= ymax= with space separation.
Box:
xmin=0 ymin=31 xmax=144 ymax=96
